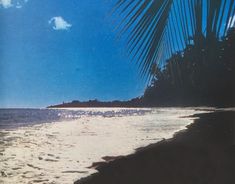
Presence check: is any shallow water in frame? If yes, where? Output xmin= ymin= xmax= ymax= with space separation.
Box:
xmin=0 ymin=108 xmax=206 ymax=184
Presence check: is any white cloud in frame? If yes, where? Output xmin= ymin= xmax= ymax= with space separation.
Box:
xmin=0 ymin=0 xmax=12 ymax=8
xmin=49 ymin=16 xmax=72 ymax=31
xmin=0 ymin=0 xmax=28 ymax=9
xmin=16 ymin=2 xmax=22 ymax=8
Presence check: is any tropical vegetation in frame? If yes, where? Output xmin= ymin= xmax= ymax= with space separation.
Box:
xmin=114 ymin=0 xmax=235 ymax=106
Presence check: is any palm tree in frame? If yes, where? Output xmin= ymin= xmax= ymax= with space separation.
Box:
xmin=113 ymin=0 xmax=235 ymax=78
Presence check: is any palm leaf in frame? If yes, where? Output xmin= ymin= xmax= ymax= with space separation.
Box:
xmin=113 ymin=0 xmax=235 ymax=78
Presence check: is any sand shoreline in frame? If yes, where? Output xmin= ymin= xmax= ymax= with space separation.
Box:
xmin=75 ymin=110 xmax=235 ymax=184
xmin=2 ymin=108 xmax=201 ymax=184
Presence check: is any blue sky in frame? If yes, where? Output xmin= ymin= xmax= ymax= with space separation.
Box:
xmin=0 ymin=0 xmax=147 ymax=108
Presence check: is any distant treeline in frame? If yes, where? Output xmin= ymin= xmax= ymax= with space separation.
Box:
xmin=48 ymin=98 xmax=143 ymax=108
xmin=49 ymin=28 xmax=235 ymax=108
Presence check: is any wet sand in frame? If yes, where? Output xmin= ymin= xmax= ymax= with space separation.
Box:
xmin=75 ymin=110 xmax=235 ymax=184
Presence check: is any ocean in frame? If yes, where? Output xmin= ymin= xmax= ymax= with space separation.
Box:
xmin=0 ymin=108 xmax=205 ymax=184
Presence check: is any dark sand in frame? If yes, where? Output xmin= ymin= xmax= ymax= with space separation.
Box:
xmin=75 ymin=111 xmax=235 ymax=184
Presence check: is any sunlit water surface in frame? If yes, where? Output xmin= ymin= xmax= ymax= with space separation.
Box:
xmin=0 ymin=108 xmax=207 ymax=184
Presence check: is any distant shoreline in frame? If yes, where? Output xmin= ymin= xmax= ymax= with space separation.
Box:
xmin=47 ymin=99 xmax=144 ymax=108
xmin=47 ymin=98 xmax=234 ymax=109
xmin=75 ymin=110 xmax=235 ymax=184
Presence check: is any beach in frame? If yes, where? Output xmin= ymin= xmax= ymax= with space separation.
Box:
xmin=0 ymin=108 xmax=204 ymax=184
xmin=76 ymin=110 xmax=235 ymax=184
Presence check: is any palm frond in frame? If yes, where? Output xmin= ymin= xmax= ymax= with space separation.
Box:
xmin=114 ymin=0 xmax=235 ymax=78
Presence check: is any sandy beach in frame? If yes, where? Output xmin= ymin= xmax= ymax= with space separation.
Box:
xmin=1 ymin=108 xmax=203 ymax=184
xmin=75 ymin=110 xmax=235 ymax=184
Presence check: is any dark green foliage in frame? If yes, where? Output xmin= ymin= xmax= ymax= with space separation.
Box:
xmin=142 ymin=28 xmax=235 ymax=106
xmin=115 ymin=0 xmax=235 ymax=77
xmin=114 ymin=0 xmax=235 ymax=106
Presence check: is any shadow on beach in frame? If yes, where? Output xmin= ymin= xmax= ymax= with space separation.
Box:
xmin=75 ymin=110 xmax=235 ymax=184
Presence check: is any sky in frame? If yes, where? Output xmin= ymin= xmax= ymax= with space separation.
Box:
xmin=0 ymin=0 xmax=147 ymax=108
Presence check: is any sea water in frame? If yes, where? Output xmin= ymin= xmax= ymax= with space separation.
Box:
xmin=0 ymin=108 xmax=206 ymax=184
